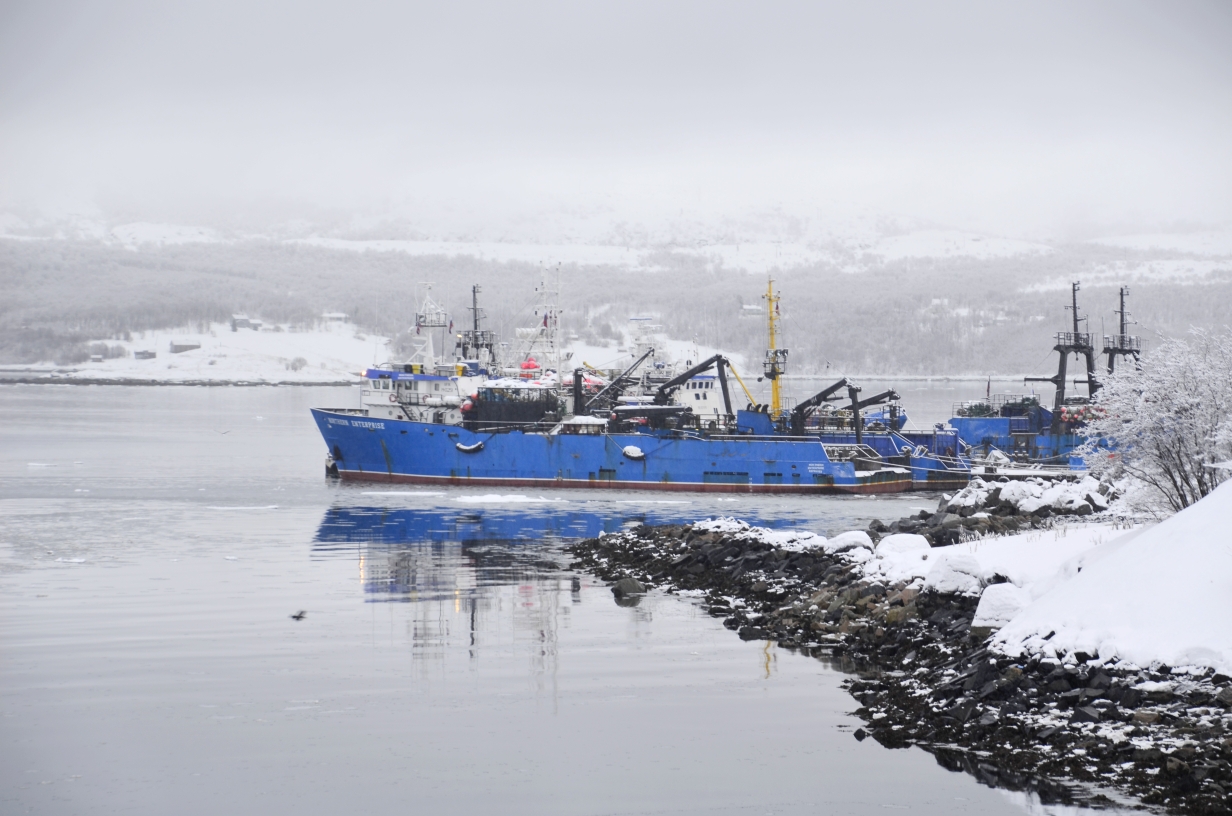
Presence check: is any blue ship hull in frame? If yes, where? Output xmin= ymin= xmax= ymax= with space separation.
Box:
xmin=312 ymin=409 xmax=914 ymax=494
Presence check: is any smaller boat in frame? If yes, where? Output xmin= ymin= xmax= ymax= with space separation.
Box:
xmin=948 ymin=283 xmax=1138 ymax=475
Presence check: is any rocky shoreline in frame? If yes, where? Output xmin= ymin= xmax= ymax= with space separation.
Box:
xmin=569 ymin=519 xmax=1232 ymax=814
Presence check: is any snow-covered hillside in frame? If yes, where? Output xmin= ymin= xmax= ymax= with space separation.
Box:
xmin=6 ymin=212 xmax=1230 ymax=278
xmin=44 ymin=317 xmax=743 ymax=386
xmin=860 ymin=229 xmax=1054 ymax=262
xmin=62 ymin=321 xmax=389 ymax=383
xmin=1090 ymin=229 xmax=1232 ymax=257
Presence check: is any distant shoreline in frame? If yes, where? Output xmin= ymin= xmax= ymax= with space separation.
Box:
xmin=0 ymin=377 xmax=354 ymax=387
xmin=1 ymin=373 xmax=1032 ymax=387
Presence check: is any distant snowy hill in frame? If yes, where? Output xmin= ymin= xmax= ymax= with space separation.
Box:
xmin=61 ymin=321 xmax=388 ymax=384
xmin=4 ymin=210 xmax=1228 ymax=275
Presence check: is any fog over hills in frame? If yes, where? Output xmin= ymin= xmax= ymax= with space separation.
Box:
xmin=2 ymin=1 xmax=1230 ymax=373
xmin=3 ymin=209 xmax=1228 ymax=376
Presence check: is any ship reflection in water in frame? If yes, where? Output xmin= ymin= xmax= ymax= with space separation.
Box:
xmin=310 ymin=502 xmax=809 ymax=669
xmin=298 ymin=499 xmax=1056 ymax=813
xmin=311 ymin=503 xmax=689 ymax=681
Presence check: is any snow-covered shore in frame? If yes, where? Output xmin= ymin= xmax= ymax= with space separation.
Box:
xmin=10 ymin=321 xmax=390 ymax=384
xmin=695 ymin=476 xmax=1229 ymax=674
xmin=573 ymin=482 xmax=1232 ymax=812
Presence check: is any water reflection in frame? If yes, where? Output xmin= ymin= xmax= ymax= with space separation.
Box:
xmin=312 ymin=501 xmax=807 ymax=550
xmin=312 ymin=504 xmax=1137 ymax=813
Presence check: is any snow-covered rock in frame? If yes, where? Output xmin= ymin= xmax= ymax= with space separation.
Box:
xmin=875 ymin=533 xmax=931 ymax=556
xmin=691 ymin=518 xmax=825 ymax=552
xmin=946 ymin=474 xmax=1109 ymax=518
xmin=823 ymin=530 xmax=874 ymax=554
xmin=972 ymin=583 xmax=1032 ymax=629
xmin=861 ymin=534 xmax=935 ymax=585
xmin=924 ymin=551 xmax=985 ymax=595
xmin=692 ymin=517 xmax=751 ymax=535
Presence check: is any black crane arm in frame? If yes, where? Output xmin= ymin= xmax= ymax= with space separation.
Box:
xmin=790 ymin=378 xmax=849 ymax=420
xmin=854 ymin=389 xmax=900 ymax=410
xmin=584 ymin=347 xmax=655 ymax=412
xmin=653 ymin=354 xmax=726 ymax=405
xmin=653 ymin=353 xmax=733 ymax=419
xmin=788 ymin=377 xmax=850 ymax=434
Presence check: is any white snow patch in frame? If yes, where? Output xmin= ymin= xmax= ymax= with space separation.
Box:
xmin=823 ymin=530 xmax=874 ymax=553
xmin=862 ymin=534 xmax=933 ymax=585
xmin=690 ymin=518 xmax=826 ymax=552
xmin=110 ymin=222 xmax=223 ymax=247
xmin=1089 ymin=230 xmax=1232 ymax=256
xmin=851 ymin=523 xmax=1121 ymax=598
xmin=60 ymin=320 xmax=389 ymax=383
xmin=863 ymin=230 xmax=1053 ymax=262
xmin=692 ymin=517 xmax=751 ymax=534
xmin=994 ymin=479 xmax=1232 ymax=673
xmin=973 ymin=583 xmax=1033 ymax=628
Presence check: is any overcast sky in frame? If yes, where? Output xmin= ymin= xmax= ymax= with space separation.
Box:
xmin=1 ymin=0 xmax=1230 ymax=237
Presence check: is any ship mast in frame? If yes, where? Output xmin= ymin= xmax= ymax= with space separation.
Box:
xmin=1102 ymin=286 xmax=1141 ymax=374
xmin=762 ymin=277 xmax=788 ymax=418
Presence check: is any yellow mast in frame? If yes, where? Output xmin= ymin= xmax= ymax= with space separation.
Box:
xmin=763 ymin=277 xmax=786 ymax=418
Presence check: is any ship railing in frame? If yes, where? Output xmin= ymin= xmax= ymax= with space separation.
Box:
xmin=1055 ymin=331 xmax=1093 ymax=348
xmin=461 ymin=419 xmax=561 ymax=434
xmin=1102 ymin=334 xmax=1141 ymax=351
xmin=952 ymin=394 xmax=1042 ymax=419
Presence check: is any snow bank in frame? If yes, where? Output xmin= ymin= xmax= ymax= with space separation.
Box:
xmin=972 ymin=584 xmax=1032 ymax=628
xmin=62 ymin=321 xmax=388 ymax=383
xmin=993 ymin=479 xmax=1232 ymax=673
xmin=854 ymin=524 xmax=1119 ymax=596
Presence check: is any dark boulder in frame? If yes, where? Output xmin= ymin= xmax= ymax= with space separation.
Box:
xmin=1071 ymin=706 xmax=1101 ymax=724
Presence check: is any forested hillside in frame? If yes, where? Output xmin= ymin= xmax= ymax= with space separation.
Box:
xmin=2 ymin=237 xmax=1228 ymax=375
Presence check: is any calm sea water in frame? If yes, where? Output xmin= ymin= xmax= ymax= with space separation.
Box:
xmin=1 ymin=385 xmax=1078 ymax=815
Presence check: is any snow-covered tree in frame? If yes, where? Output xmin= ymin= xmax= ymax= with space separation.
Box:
xmin=1082 ymin=329 xmax=1232 ymax=513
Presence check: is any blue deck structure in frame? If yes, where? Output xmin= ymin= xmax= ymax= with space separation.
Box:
xmin=947 ymin=397 xmax=1088 ymax=469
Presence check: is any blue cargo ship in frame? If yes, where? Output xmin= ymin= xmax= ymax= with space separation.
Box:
xmin=311 ymin=280 xmax=978 ymax=493
xmin=312 ymin=400 xmax=913 ymax=494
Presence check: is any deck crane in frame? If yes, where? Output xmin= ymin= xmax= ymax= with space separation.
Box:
xmin=574 ymin=347 xmax=656 ymax=414
xmin=788 ymin=378 xmax=851 ymax=435
xmin=653 ymin=354 xmax=734 ymax=421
